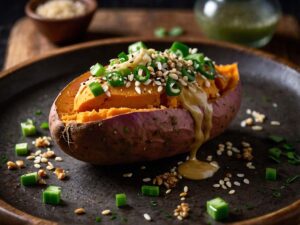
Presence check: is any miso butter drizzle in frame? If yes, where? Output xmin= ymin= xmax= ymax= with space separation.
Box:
xmin=178 ymin=85 xmax=219 ymax=180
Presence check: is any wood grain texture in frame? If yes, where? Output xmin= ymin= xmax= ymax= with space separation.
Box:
xmin=4 ymin=9 xmax=300 ymax=70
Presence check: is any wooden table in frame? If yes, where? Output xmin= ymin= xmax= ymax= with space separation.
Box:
xmin=4 ymin=9 xmax=300 ymax=69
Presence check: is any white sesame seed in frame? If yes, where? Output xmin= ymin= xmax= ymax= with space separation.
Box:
xmin=210 ymin=161 xmax=219 ymax=168
xmin=180 ymin=197 xmax=185 ymax=201
xmin=246 ymin=109 xmax=252 ymax=114
xmin=143 ymin=178 xmax=151 ymax=182
xmin=234 ymin=181 xmax=241 ymax=186
xmin=141 ymin=166 xmax=146 ymax=170
xmin=34 ymin=159 xmax=41 ymax=164
xmin=166 ymin=189 xmax=172 ymax=194
xmin=272 ymin=102 xmax=278 ymax=108
xmin=243 ymin=178 xmax=250 ymax=184
xmin=213 ymin=184 xmax=220 ymax=188
xmin=232 ymin=147 xmax=240 ymax=153
xmin=217 ymin=150 xmax=222 ymax=156
xmin=123 ymin=173 xmax=133 ymax=178
xmin=226 ymin=181 xmax=232 ymax=188
xmin=177 ymin=161 xmax=183 ymax=165
xmin=252 ymin=125 xmax=263 ymax=131
xmin=102 ymin=84 xmax=109 ymax=92
xmin=221 ymin=185 xmax=227 ymax=190
xmin=26 ymin=155 xmax=35 ymax=160
xmin=34 ymin=164 xmax=41 ymax=169
xmin=157 ymin=86 xmax=163 ymax=93
xmin=102 ymin=209 xmax=111 ymax=215
xmin=241 ymin=141 xmax=250 ymax=147
xmin=169 ymin=73 xmax=178 ymax=80
xmin=178 ymin=175 xmax=183 ymax=179
xmin=144 ymin=79 xmax=152 ymax=85
xmin=224 ymin=177 xmax=230 ymax=182
xmin=237 ymin=173 xmax=245 ymax=178
xmin=227 ymin=150 xmax=233 ymax=156
xmin=177 ymin=215 xmax=183 ymax=221
xmin=143 ymin=213 xmax=151 ymax=221
xmin=135 ymin=81 xmax=141 ymax=86
xmin=135 ymin=86 xmax=141 ymax=94
xmin=105 ymin=91 xmax=111 ymax=97
xmin=186 ymin=155 xmax=190 ymax=161
xmin=204 ymin=80 xmax=211 ymax=88
xmin=125 ymin=82 xmax=131 ymax=88
xmin=41 ymin=158 xmax=48 ymax=163
xmin=178 ymin=79 xmax=187 ymax=86
xmin=270 ymin=121 xmax=280 ymax=126
xmin=206 ymin=155 xmax=213 ymax=161
xmin=54 ymin=157 xmax=63 ymax=162
xmin=183 ymin=186 xmax=188 ymax=193
xmin=229 ymin=189 xmax=236 ymax=195
xmin=128 ymin=74 xmax=134 ymax=81
xmin=35 ymin=150 xmax=41 ymax=156
xmin=219 ymin=179 xmax=225 ymax=185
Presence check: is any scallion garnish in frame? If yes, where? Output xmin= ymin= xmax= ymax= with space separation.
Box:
xmin=141 ymin=185 xmax=160 ymax=197
xmin=43 ymin=186 xmax=61 ymax=205
xmin=170 ymin=41 xmax=189 ymax=57
xmin=20 ymin=172 xmax=38 ymax=186
xmin=21 ymin=119 xmax=37 ymax=137
xmin=154 ymin=27 xmax=166 ymax=38
xmin=206 ymin=197 xmax=229 ymax=221
xmin=269 ymin=135 xmax=285 ymax=143
xmin=169 ymin=26 xmax=184 ymax=37
xmin=106 ymin=71 xmax=125 ymax=87
xmin=40 ymin=122 xmax=49 ymax=130
xmin=90 ymin=63 xmax=105 ymax=77
xmin=166 ymin=77 xmax=181 ymax=96
xmin=118 ymin=52 xmax=129 ymax=63
xmin=128 ymin=41 xmax=147 ymax=53
xmin=181 ymin=68 xmax=195 ymax=82
xmin=15 ymin=143 xmax=29 ymax=156
xmin=286 ymin=175 xmax=300 ymax=184
xmin=115 ymin=193 xmax=127 ymax=207
xmin=88 ymin=82 xmax=104 ymax=97
xmin=133 ymin=65 xmax=150 ymax=83
xmin=265 ymin=167 xmax=277 ymax=181
xmin=282 ymin=143 xmax=294 ymax=151
xmin=268 ymin=147 xmax=281 ymax=159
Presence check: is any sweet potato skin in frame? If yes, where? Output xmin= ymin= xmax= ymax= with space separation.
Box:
xmin=49 ymin=82 xmax=241 ymax=165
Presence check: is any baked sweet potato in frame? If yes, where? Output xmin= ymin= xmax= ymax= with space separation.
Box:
xmin=49 ymin=42 xmax=241 ymax=165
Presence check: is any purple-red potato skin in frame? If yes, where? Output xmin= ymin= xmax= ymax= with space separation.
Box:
xmin=49 ymin=83 xmax=241 ymax=165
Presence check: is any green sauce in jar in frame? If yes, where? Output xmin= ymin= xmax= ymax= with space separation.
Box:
xmin=195 ymin=0 xmax=281 ymax=47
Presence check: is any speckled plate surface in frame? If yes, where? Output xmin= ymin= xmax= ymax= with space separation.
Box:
xmin=0 ymin=38 xmax=300 ymax=225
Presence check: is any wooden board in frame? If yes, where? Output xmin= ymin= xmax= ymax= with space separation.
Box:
xmin=4 ymin=9 xmax=300 ymax=69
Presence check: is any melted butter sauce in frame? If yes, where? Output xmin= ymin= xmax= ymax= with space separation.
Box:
xmin=178 ymin=85 xmax=219 ymax=180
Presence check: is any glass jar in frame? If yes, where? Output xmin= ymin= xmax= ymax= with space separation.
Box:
xmin=194 ymin=0 xmax=282 ymax=47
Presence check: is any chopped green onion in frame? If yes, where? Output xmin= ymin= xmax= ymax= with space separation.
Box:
xmin=120 ymin=68 xmax=131 ymax=76
xmin=206 ymin=197 xmax=229 ymax=221
xmin=110 ymin=59 xmax=118 ymax=66
xmin=115 ymin=193 xmax=127 ymax=207
xmin=95 ymin=216 xmax=102 ymax=222
xmin=106 ymin=71 xmax=125 ymax=87
xmin=170 ymin=41 xmax=189 ymax=57
xmin=197 ymin=59 xmax=216 ymax=80
xmin=128 ymin=41 xmax=147 ymax=53
xmin=90 ymin=63 xmax=105 ymax=77
xmin=40 ymin=122 xmax=49 ymax=130
xmin=166 ymin=77 xmax=181 ymax=96
xmin=89 ymin=82 xmax=104 ymax=97
xmin=43 ymin=186 xmax=61 ymax=205
xmin=15 ymin=143 xmax=29 ymax=156
xmin=21 ymin=119 xmax=37 ymax=137
xmin=154 ymin=27 xmax=166 ymax=38
xmin=282 ymin=143 xmax=295 ymax=151
xmin=185 ymin=53 xmax=204 ymax=63
xmin=266 ymin=168 xmax=277 ymax=181
xmin=268 ymin=147 xmax=281 ymax=159
xmin=169 ymin=26 xmax=184 ymax=37
xmin=286 ymin=151 xmax=297 ymax=160
xmin=181 ymin=68 xmax=195 ymax=82
xmin=35 ymin=110 xmax=42 ymax=115
xmin=269 ymin=135 xmax=285 ymax=143
xmin=20 ymin=172 xmax=38 ymax=186
xmin=288 ymin=159 xmax=300 ymax=165
xmin=141 ymin=185 xmax=160 ymax=197
xmin=286 ymin=175 xmax=300 ymax=184
xmin=133 ymin=65 xmax=150 ymax=83
xmin=118 ymin=52 xmax=129 ymax=63
xmin=269 ymin=155 xmax=281 ymax=163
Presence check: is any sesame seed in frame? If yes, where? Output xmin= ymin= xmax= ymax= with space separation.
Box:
xmin=224 ymin=177 xmax=230 ymax=182
xmin=252 ymin=125 xmax=263 ymax=131
xmin=128 ymin=74 xmax=134 ymax=81
xmin=217 ymin=150 xmax=222 ymax=156
xmin=221 ymin=185 xmax=227 ymax=190
xmin=34 ymin=159 xmax=41 ymax=164
xmin=41 ymin=158 xmax=48 ymax=163
xmin=246 ymin=109 xmax=252 ymax=114
xmin=178 ymin=79 xmax=187 ymax=86
xmin=140 ymin=166 xmax=146 ymax=170
xmin=243 ymin=178 xmax=250 ymax=184
xmin=157 ymin=86 xmax=163 ymax=93
xmin=74 ymin=208 xmax=85 ymax=215
xmin=169 ymin=73 xmax=178 ymax=80
xmin=177 ymin=161 xmax=183 ymax=165
xmin=234 ymin=181 xmax=241 ymax=186
xmin=232 ymin=147 xmax=240 ymax=153
xmin=125 ymin=82 xmax=131 ymax=88
xmin=237 ymin=173 xmax=245 ymax=178
xmin=26 ymin=155 xmax=35 ymax=160
xmin=105 ymin=91 xmax=111 ymax=97
xmin=123 ymin=173 xmax=133 ymax=178
xmin=102 ymin=209 xmax=111 ymax=215
xmin=272 ymin=103 xmax=278 ymax=108
xmin=177 ymin=215 xmax=183 ymax=220
xmin=227 ymin=150 xmax=233 ymax=156
xmin=143 ymin=178 xmax=151 ymax=182
xmin=183 ymin=186 xmax=188 ymax=193
xmin=210 ymin=161 xmax=219 ymax=168
xmin=241 ymin=141 xmax=250 ymax=147
xmin=35 ymin=150 xmax=42 ymax=156
xmin=143 ymin=213 xmax=151 ymax=221
xmin=270 ymin=121 xmax=280 ymax=126
xmin=166 ymin=189 xmax=172 ymax=194
xmin=135 ymin=81 xmax=141 ymax=86
xmin=180 ymin=197 xmax=185 ymax=201
xmin=229 ymin=189 xmax=236 ymax=195
xmin=34 ymin=164 xmax=41 ymax=169
xmin=219 ymin=179 xmax=225 ymax=185
xmin=135 ymin=86 xmax=141 ymax=94
xmin=213 ymin=184 xmax=220 ymax=188
xmin=226 ymin=181 xmax=232 ymax=188
xmin=206 ymin=155 xmax=213 ymax=161
xmin=144 ymin=79 xmax=152 ymax=85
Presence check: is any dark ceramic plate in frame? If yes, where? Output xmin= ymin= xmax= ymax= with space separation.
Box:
xmin=0 ymin=38 xmax=300 ymax=225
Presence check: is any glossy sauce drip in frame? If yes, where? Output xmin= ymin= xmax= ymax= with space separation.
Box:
xmin=178 ymin=85 xmax=219 ymax=180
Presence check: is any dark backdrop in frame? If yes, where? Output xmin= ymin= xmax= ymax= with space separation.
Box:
xmin=0 ymin=0 xmax=299 ymax=69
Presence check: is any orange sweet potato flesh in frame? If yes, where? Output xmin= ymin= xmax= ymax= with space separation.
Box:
xmin=56 ymin=63 xmax=239 ymax=123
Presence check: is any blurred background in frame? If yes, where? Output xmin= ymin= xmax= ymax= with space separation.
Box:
xmin=0 ymin=0 xmax=300 ymax=69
